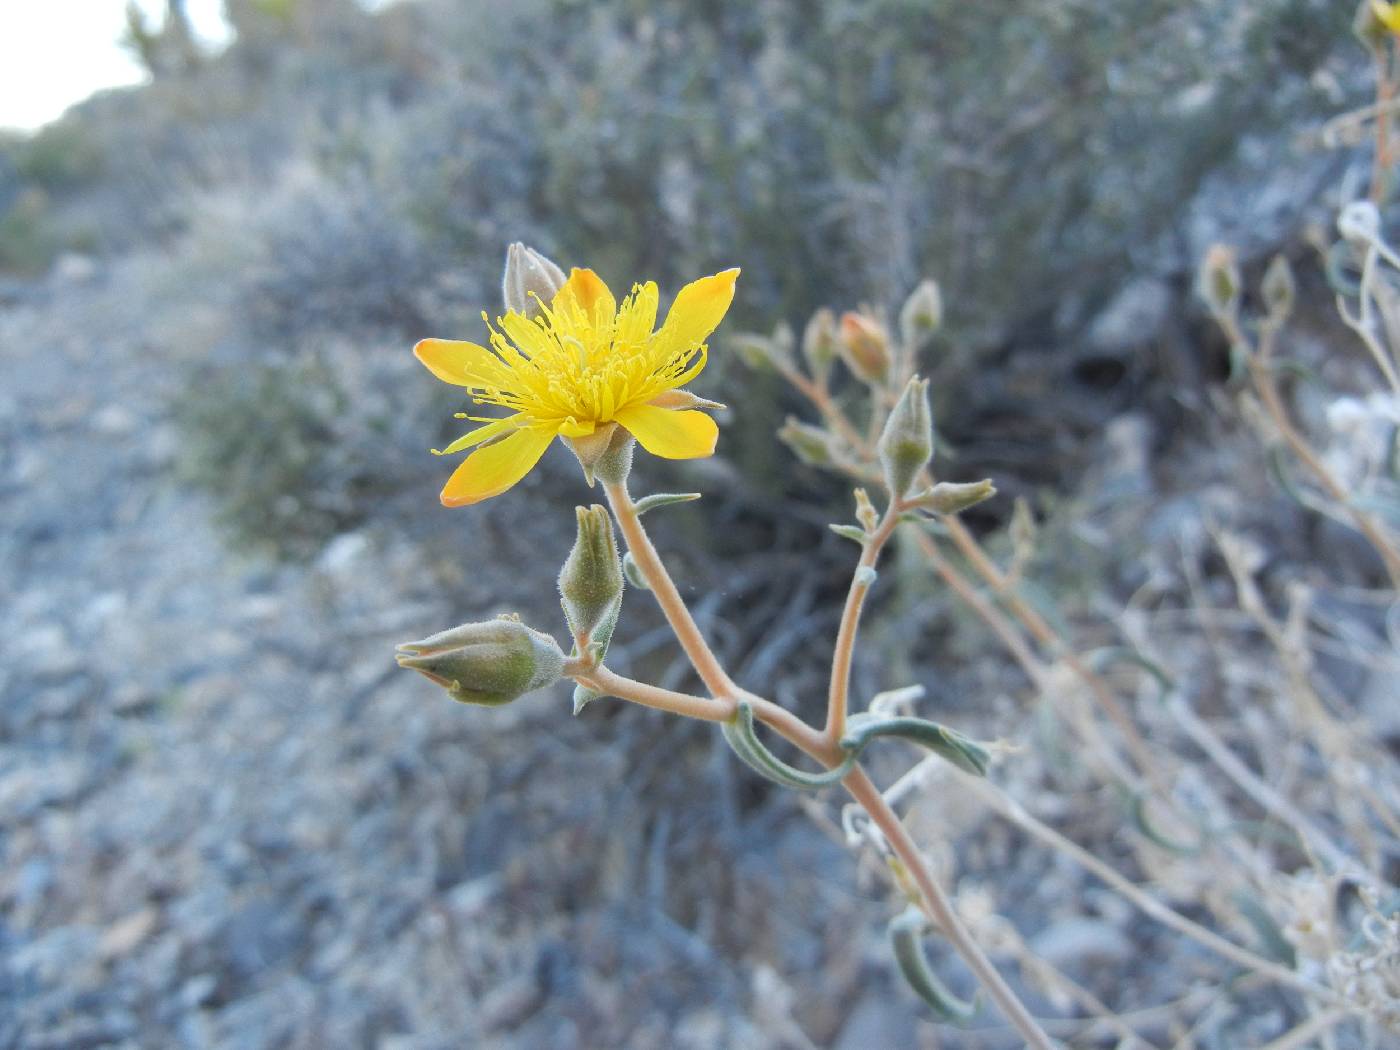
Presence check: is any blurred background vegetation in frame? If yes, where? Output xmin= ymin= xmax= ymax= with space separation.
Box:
xmin=3 ymin=1 xmax=1396 ymax=1047
xmin=0 ymin=0 xmax=1362 ymax=552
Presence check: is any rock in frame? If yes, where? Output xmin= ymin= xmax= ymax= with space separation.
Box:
xmin=1085 ymin=277 xmax=1172 ymax=354
xmin=1030 ymin=917 xmax=1134 ymax=968
xmin=833 ymin=993 xmax=918 ymax=1050
xmin=99 ymin=907 xmax=159 ymax=962
xmin=16 ymin=623 xmax=81 ymax=678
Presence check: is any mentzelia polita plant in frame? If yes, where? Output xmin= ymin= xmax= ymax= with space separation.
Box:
xmin=395 ymin=243 xmax=1056 ymax=1046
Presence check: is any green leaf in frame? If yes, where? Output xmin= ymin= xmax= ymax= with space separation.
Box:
xmin=721 ymin=699 xmax=855 ymax=790
xmin=830 ymin=523 xmax=869 ymax=545
xmin=633 ymin=492 xmax=702 ymax=516
xmin=1087 ymin=647 xmax=1174 ymax=703
xmin=841 ymin=714 xmax=990 ymax=776
xmin=1127 ymin=790 xmax=1205 ymax=856
xmin=888 ymin=907 xmax=979 ymax=1022
xmin=1233 ymin=892 xmax=1297 ymax=969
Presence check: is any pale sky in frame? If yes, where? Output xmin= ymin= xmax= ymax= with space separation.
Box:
xmin=0 ymin=1 xmax=232 ymax=132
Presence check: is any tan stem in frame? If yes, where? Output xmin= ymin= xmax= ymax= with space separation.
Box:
xmin=1244 ymin=354 xmax=1400 ymax=587
xmin=604 ymin=479 xmax=740 ymax=698
xmin=966 ymin=776 xmax=1352 ymax=1010
xmin=825 ymin=505 xmax=901 ymax=741
xmin=1374 ymin=48 xmax=1394 ymax=206
xmin=938 ymin=513 xmax=1159 ymax=783
xmin=572 ymin=664 xmax=734 ymax=722
xmin=592 ymin=487 xmax=1052 ymax=1043
xmin=843 ymin=766 xmax=1057 ymax=1050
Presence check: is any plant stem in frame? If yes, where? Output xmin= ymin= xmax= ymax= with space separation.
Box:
xmin=569 ymin=662 xmax=733 ymax=722
xmin=843 ymin=766 xmax=1058 ymax=1050
xmin=604 ymin=478 xmax=740 ymax=698
xmin=592 ymin=481 xmax=1052 ymax=1043
xmin=965 ymin=775 xmax=1352 ymax=1010
xmin=825 ymin=503 xmax=901 ymax=742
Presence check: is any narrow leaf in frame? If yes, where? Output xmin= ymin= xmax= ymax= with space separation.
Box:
xmin=842 ymin=714 xmax=990 ymax=776
xmin=721 ymin=700 xmax=855 ymax=790
xmin=888 ymin=908 xmax=979 ymax=1022
xmin=830 ymin=524 xmax=869 ymax=545
xmin=633 ymin=492 xmax=702 ymax=516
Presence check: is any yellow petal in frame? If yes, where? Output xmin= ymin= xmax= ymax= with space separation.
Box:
xmin=414 ymin=339 xmax=508 ymax=387
xmin=432 ymin=416 xmax=520 ymax=456
xmin=440 ymin=426 xmax=555 ymax=507
xmin=553 ymin=268 xmax=616 ymax=326
xmin=652 ymin=269 xmax=739 ymax=356
xmin=1375 ymin=0 xmax=1400 ymax=32
xmin=615 ymin=405 xmax=718 ymax=460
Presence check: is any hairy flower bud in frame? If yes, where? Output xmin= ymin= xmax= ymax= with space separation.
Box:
xmin=1261 ymin=254 xmax=1296 ymax=322
xmin=730 ymin=331 xmax=793 ymax=373
xmin=899 ymin=279 xmax=943 ymax=351
xmin=778 ymin=416 xmax=841 ymax=467
xmin=1197 ymin=244 xmax=1240 ymax=320
xmin=502 ymin=242 xmax=567 ymax=319
xmin=559 ymin=505 xmax=624 ymax=645
xmin=838 ymin=312 xmax=892 ymax=384
xmin=396 ymin=615 xmax=564 ymax=706
xmin=802 ymin=308 xmax=839 ymax=382
xmin=878 ymin=376 xmax=935 ymax=499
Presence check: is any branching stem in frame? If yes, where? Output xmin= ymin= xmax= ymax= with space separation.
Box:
xmin=587 ymin=476 xmax=1056 ymax=1050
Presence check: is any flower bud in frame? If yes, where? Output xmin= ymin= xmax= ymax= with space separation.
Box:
xmin=838 ymin=312 xmax=892 ymax=384
xmin=899 ymin=279 xmax=943 ymax=351
xmin=802 ymin=308 xmax=839 ymax=381
xmin=877 ymin=376 xmax=935 ymax=499
xmin=502 ymin=242 xmax=567 ymax=319
xmin=1261 ymin=254 xmax=1295 ymax=322
xmin=1197 ymin=244 xmax=1240 ymax=320
xmin=559 ymin=505 xmax=624 ymax=645
xmin=396 ymin=615 xmax=564 ymax=706
xmin=778 ymin=416 xmax=841 ymax=467
xmin=908 ymin=478 xmax=996 ymax=515
xmin=730 ymin=332 xmax=793 ymax=373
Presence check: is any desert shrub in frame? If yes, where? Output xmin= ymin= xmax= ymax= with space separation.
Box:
xmin=174 ymin=344 xmax=429 ymax=559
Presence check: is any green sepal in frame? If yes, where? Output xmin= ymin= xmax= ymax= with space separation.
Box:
xmin=830 ymin=524 xmax=869 ymax=545
xmin=633 ymin=492 xmax=701 ymax=516
xmin=721 ymin=699 xmax=856 ymax=790
xmin=572 ymin=684 xmax=603 ymax=716
xmin=622 ymin=552 xmax=649 ymax=590
xmin=567 ymin=604 xmax=619 ymax=718
xmin=841 ymin=714 xmax=990 ymax=776
xmin=888 ymin=907 xmax=979 ymax=1022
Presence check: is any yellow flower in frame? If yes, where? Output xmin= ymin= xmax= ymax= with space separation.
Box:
xmin=415 ymin=266 xmax=738 ymax=506
xmin=1374 ymin=0 xmax=1400 ymax=33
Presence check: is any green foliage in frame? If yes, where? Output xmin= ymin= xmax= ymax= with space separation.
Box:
xmin=0 ymin=190 xmax=57 ymax=275
xmin=174 ymin=354 xmax=418 ymax=558
xmin=10 ymin=119 xmax=105 ymax=193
